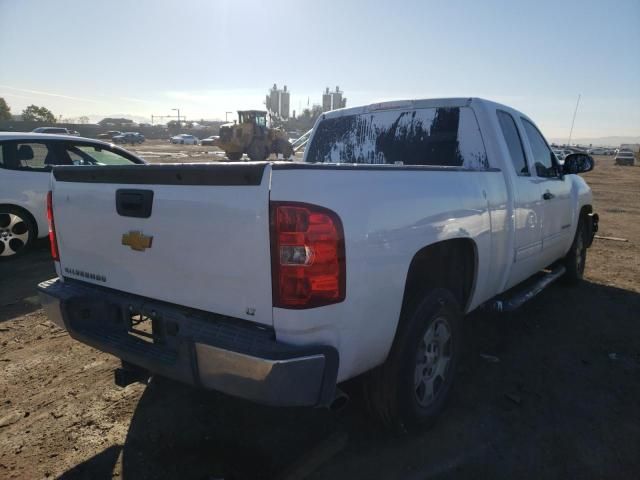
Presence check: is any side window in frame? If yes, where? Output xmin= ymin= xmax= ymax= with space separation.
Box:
xmin=13 ymin=142 xmax=53 ymax=170
xmin=74 ymin=145 xmax=138 ymax=165
xmin=521 ymin=119 xmax=557 ymax=178
xmin=65 ymin=147 xmax=92 ymax=165
xmin=497 ymin=111 xmax=528 ymax=175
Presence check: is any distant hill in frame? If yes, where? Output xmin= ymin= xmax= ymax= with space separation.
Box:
xmin=87 ymin=113 xmax=150 ymax=124
xmin=548 ymin=136 xmax=640 ymax=147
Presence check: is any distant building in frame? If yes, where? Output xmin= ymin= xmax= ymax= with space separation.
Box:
xmin=322 ymin=88 xmax=332 ymax=112
xmin=321 ymin=86 xmax=347 ymax=112
xmin=266 ymin=84 xmax=290 ymax=120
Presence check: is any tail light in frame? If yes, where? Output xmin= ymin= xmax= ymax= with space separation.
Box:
xmin=46 ymin=191 xmax=59 ymax=261
xmin=270 ymin=202 xmax=345 ymax=309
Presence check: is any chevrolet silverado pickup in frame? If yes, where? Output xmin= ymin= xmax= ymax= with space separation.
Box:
xmin=38 ymin=98 xmax=598 ymax=429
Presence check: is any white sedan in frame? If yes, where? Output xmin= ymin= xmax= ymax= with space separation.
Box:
xmin=587 ymin=148 xmax=607 ymax=155
xmin=0 ymin=133 xmax=144 ymax=258
xmin=170 ymin=134 xmax=199 ymax=145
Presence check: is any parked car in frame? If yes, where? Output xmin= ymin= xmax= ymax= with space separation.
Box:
xmin=32 ymin=127 xmax=72 ymax=135
xmin=38 ymin=98 xmax=598 ymax=430
xmin=587 ymin=148 xmax=607 ymax=155
xmin=0 ymin=133 xmax=145 ymax=258
xmin=170 ymin=134 xmax=199 ymax=145
xmin=112 ymin=132 xmax=145 ymax=145
xmin=200 ymin=136 xmax=219 ymax=146
xmin=97 ymin=131 xmax=122 ymax=140
xmin=614 ymin=149 xmax=635 ymax=166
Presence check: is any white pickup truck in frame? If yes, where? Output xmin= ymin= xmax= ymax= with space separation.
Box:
xmin=38 ymin=98 xmax=598 ymax=429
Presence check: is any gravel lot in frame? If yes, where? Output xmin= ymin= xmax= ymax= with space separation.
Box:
xmin=1 ymin=155 xmax=639 ymax=479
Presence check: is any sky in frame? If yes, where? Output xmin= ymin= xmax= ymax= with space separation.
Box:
xmin=0 ymin=0 xmax=639 ymax=140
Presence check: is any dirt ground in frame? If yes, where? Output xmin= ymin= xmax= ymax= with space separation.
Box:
xmin=1 ymin=155 xmax=639 ymax=480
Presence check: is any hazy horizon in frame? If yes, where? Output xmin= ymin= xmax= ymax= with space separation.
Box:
xmin=1 ymin=0 xmax=639 ymax=140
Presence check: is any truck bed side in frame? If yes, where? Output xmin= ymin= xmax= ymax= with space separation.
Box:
xmin=269 ymin=164 xmax=509 ymax=381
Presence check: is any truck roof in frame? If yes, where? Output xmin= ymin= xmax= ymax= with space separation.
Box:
xmin=0 ymin=132 xmax=110 ymax=144
xmin=322 ymin=97 xmax=524 ymax=120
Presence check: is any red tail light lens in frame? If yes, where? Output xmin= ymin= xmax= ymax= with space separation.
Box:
xmin=271 ymin=202 xmax=345 ymax=309
xmin=46 ymin=191 xmax=59 ymax=261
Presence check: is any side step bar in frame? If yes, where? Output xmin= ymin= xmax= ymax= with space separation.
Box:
xmin=489 ymin=265 xmax=566 ymax=313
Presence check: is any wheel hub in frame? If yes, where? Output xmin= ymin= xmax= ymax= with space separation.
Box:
xmin=0 ymin=213 xmax=29 ymax=257
xmin=414 ymin=317 xmax=452 ymax=407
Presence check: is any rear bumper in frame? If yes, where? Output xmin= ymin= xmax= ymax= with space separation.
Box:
xmin=37 ymin=278 xmax=338 ymax=407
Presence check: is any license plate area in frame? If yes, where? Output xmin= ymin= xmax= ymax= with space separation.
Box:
xmin=127 ymin=309 xmax=171 ymax=345
xmin=128 ymin=313 xmax=157 ymax=344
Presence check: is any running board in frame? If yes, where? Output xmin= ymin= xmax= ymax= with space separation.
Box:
xmin=489 ymin=265 xmax=566 ymax=313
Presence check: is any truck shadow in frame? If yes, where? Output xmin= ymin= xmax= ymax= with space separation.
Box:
xmin=57 ymin=445 xmax=122 ymax=480
xmin=0 ymin=239 xmax=55 ymax=322
xmin=60 ymin=279 xmax=640 ymax=479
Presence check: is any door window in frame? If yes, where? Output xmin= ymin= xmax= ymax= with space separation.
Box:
xmin=521 ymin=119 xmax=557 ymax=177
xmin=66 ymin=144 xmax=139 ymax=165
xmin=0 ymin=142 xmax=54 ymax=170
xmin=496 ymin=110 xmax=528 ymax=175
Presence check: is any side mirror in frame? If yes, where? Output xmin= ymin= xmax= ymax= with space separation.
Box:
xmin=563 ymin=153 xmax=594 ymax=175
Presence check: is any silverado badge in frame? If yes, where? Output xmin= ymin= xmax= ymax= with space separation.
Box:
xmin=122 ymin=231 xmax=153 ymax=251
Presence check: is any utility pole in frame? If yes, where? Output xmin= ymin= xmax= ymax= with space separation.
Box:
xmin=568 ymin=94 xmax=581 ymax=147
xmin=225 ymin=111 xmax=232 ymax=122
xmin=172 ymin=108 xmax=181 ymax=130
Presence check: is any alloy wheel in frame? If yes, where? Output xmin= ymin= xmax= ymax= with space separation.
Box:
xmin=414 ymin=317 xmax=452 ymax=407
xmin=0 ymin=213 xmax=30 ymax=257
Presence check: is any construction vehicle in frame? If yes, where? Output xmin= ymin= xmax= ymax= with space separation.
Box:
xmin=215 ymin=110 xmax=294 ymax=161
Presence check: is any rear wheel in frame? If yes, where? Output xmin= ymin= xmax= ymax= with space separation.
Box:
xmin=363 ymin=288 xmax=462 ymax=431
xmin=248 ymin=141 xmax=268 ymax=161
xmin=562 ymin=216 xmax=587 ymax=284
xmin=275 ymin=139 xmax=294 ymax=159
xmin=0 ymin=207 xmax=36 ymax=259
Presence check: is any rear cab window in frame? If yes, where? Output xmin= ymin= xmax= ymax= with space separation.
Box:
xmin=305 ymin=106 xmax=489 ymax=169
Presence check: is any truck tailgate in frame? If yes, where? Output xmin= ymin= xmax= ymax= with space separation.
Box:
xmin=51 ymin=163 xmax=273 ymax=326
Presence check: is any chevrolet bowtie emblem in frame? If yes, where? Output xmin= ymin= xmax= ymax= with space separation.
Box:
xmin=122 ymin=231 xmax=153 ymax=251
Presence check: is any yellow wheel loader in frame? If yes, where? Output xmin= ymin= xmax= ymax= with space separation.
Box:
xmin=216 ymin=110 xmax=294 ymax=161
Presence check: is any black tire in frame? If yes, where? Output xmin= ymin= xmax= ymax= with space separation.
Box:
xmin=562 ymin=215 xmax=587 ymax=285
xmin=226 ymin=152 xmax=242 ymax=161
xmin=0 ymin=207 xmax=36 ymax=260
xmin=275 ymin=138 xmax=294 ymax=159
xmin=363 ymin=288 xmax=462 ymax=431
xmin=248 ymin=141 xmax=268 ymax=161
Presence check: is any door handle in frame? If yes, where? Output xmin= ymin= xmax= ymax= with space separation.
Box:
xmin=542 ymin=191 xmax=554 ymax=200
xmin=116 ymin=189 xmax=154 ymax=218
